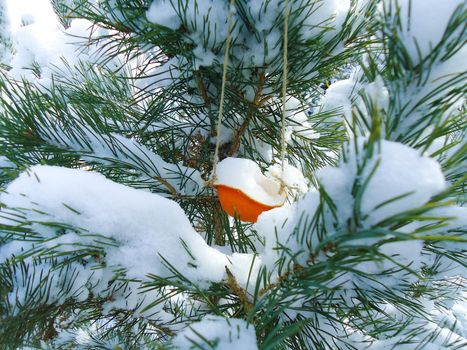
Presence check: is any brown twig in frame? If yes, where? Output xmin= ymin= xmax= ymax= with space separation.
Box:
xmin=154 ymin=176 xmax=179 ymax=198
xmin=226 ymin=266 xmax=253 ymax=313
xmin=258 ymin=263 xmax=304 ymax=296
xmin=227 ymin=73 xmax=266 ymax=156
xmin=213 ymin=201 xmax=226 ymax=245
xmin=195 ymin=71 xmax=217 ymax=139
xmin=195 ymin=71 xmax=211 ymax=108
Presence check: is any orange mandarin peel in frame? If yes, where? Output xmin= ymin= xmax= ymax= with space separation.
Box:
xmin=207 ymin=0 xmax=291 ymax=223
xmin=213 ymin=158 xmax=287 ymax=223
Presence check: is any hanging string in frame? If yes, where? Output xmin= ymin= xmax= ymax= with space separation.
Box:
xmin=280 ymin=0 xmax=290 ymax=178
xmin=209 ymin=0 xmax=289 ymax=191
xmin=208 ymin=0 xmax=236 ymax=186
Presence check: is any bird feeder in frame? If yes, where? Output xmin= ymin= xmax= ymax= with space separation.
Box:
xmin=214 ymin=158 xmax=287 ymax=223
xmin=209 ymin=0 xmax=291 ymax=223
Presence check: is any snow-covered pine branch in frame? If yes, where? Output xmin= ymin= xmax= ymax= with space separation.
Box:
xmin=0 ymin=0 xmax=466 ymax=349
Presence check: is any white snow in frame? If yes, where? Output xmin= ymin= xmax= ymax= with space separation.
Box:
xmin=353 ymin=239 xmax=425 ymax=281
xmin=4 ymin=0 xmax=116 ymax=87
xmin=0 ymin=0 xmax=13 ymax=64
xmin=10 ymin=17 xmax=108 ymax=86
xmin=324 ymin=0 xmax=466 ymax=142
xmin=255 ymin=193 xmax=320 ymax=273
xmin=321 ymin=78 xmax=356 ymax=121
xmin=379 ymin=0 xmax=467 ymax=139
xmin=33 ymin=110 xmax=203 ymax=195
xmin=215 ymin=157 xmax=286 ymax=207
xmin=321 ymin=73 xmax=389 ymax=134
xmin=394 ymin=44 xmax=467 ymax=138
xmin=365 ymin=294 xmax=467 ymax=349
xmin=173 ymin=316 xmax=258 ymax=350
xmin=144 ymin=0 xmax=354 ymax=91
xmin=319 ymin=138 xmax=446 ymax=228
xmin=358 ymin=140 xmax=446 ymax=226
xmin=146 ymin=0 xmax=181 ymax=31
xmin=267 ymin=161 xmax=308 ymax=194
xmin=0 ymin=155 xmax=14 ymax=168
xmin=421 ymin=206 xmax=467 ymax=279
xmin=255 ymin=138 xmax=448 ymax=277
xmin=6 ymin=0 xmax=57 ymax=33
xmin=229 ymin=252 xmax=262 ymax=294
xmin=0 ymin=165 xmax=229 ymax=313
xmin=300 ymin=0 xmax=351 ymax=42
xmin=0 ymin=0 xmax=465 ymax=348
xmin=192 ymin=44 xmax=217 ymax=69
xmin=386 ymin=0 xmax=465 ymax=64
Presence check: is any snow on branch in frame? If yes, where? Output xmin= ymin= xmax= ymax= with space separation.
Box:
xmin=0 ymin=165 xmax=227 ymax=316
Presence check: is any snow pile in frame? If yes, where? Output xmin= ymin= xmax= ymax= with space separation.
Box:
xmin=301 ymin=0 xmax=350 ymax=42
xmin=321 ymin=78 xmax=357 ymax=120
xmin=215 ymin=157 xmax=286 ymax=207
xmin=323 ymin=1 xmax=466 ymax=140
xmin=381 ymin=0 xmax=466 ymax=139
xmin=0 ymin=0 xmax=12 ymax=64
xmin=273 ymin=291 xmax=467 ymax=349
xmin=0 ymin=155 xmax=14 ymax=168
xmin=255 ymin=190 xmax=318 ymax=271
xmin=229 ymin=252 xmax=262 ymax=292
xmin=0 ymin=165 xmax=228 ymax=313
xmin=146 ymin=0 xmax=180 ymax=31
xmin=39 ymin=119 xmax=204 ymax=194
xmin=385 ymin=0 xmax=465 ymax=64
xmin=362 ymin=294 xmax=467 ymax=349
xmin=6 ymin=0 xmax=57 ymax=33
xmin=321 ymin=73 xmax=389 ymax=133
xmin=173 ymin=316 xmax=258 ymax=350
xmin=267 ymin=161 xmax=308 ymax=194
xmin=144 ymin=0 xmax=363 ymax=88
xmin=284 ymin=97 xmax=321 ymax=145
xmin=334 ymin=139 xmax=445 ymax=227
xmin=394 ymin=45 xmax=467 ymax=139
xmin=256 ymin=139 xmax=448 ymax=278
xmin=9 ymin=18 xmax=94 ymax=84
xmin=5 ymin=0 xmax=115 ymax=87
xmin=254 ymin=137 xmax=466 ymax=346
xmin=422 ymin=205 xmax=467 ymax=279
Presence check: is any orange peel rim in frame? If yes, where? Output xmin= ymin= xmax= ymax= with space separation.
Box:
xmin=214 ymin=183 xmax=286 ymax=223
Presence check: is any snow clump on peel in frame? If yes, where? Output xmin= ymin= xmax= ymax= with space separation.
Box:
xmin=215 ymin=157 xmax=286 ymax=207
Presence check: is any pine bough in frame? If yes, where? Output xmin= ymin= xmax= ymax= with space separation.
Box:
xmin=0 ymin=0 xmax=466 ymax=349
